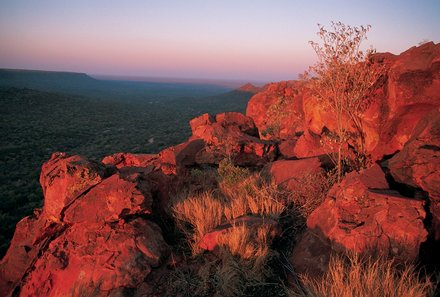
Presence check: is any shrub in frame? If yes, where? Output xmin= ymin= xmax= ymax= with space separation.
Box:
xmin=306 ymin=22 xmax=385 ymax=181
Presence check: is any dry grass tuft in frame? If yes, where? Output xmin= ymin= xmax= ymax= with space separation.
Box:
xmin=296 ymin=253 xmax=435 ymax=297
xmin=173 ymin=191 xmax=224 ymax=252
xmin=285 ymin=170 xmax=336 ymax=219
xmin=217 ymin=224 xmax=270 ymax=261
xmin=219 ymin=159 xmax=286 ymax=220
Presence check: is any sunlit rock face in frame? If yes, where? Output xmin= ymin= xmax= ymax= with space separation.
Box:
xmin=0 ymin=153 xmax=171 ymax=296
xmin=291 ymin=165 xmax=428 ymax=277
xmin=387 ymin=110 xmax=440 ymax=240
xmin=246 ymin=42 xmax=440 ymax=160
xmin=1 ymin=43 xmax=440 ymax=295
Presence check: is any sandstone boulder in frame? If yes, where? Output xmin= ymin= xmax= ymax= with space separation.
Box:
xmin=290 ymin=165 xmax=428 ymax=277
xmin=266 ymin=157 xmax=324 ymax=193
xmin=246 ymin=81 xmax=304 ymax=140
xmin=63 ymin=170 xmax=153 ymax=224
xmin=19 ymin=219 xmax=169 ymax=297
xmin=189 ymin=112 xmax=277 ymax=166
xmin=40 ymin=153 xmax=110 ymax=220
xmin=388 ymin=110 xmax=440 ymax=239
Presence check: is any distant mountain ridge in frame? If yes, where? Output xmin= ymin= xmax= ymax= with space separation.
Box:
xmin=0 ymin=69 xmax=233 ymax=99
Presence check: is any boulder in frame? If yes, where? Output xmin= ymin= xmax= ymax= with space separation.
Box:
xmin=215 ymin=112 xmax=258 ymax=136
xmin=0 ymin=210 xmax=50 ymax=294
xmin=385 ymin=42 xmax=440 ymax=117
xmin=293 ymin=130 xmax=329 ymax=158
xmin=246 ymin=81 xmax=304 ymax=140
xmin=266 ymin=157 xmax=324 ymax=192
xmin=40 ymin=153 xmax=109 ymax=220
xmin=371 ymin=104 xmax=436 ymax=160
xmin=388 ymin=110 xmax=440 ymax=239
xmin=63 ymin=171 xmax=153 ymax=224
xmin=290 ymin=165 xmax=428 ymax=277
xmin=19 ymin=219 xmax=169 ymax=297
xmin=189 ymin=112 xmax=277 ymax=166
xmin=158 ymin=139 xmax=205 ymax=174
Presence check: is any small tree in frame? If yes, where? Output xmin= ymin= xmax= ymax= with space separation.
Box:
xmin=306 ymin=22 xmax=384 ymax=182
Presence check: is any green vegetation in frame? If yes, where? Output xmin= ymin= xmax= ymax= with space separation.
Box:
xmin=0 ymin=79 xmax=253 ymax=257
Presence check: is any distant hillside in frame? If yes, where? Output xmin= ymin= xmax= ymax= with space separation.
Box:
xmin=0 ymin=85 xmax=254 ymax=256
xmin=0 ymin=69 xmax=232 ymax=99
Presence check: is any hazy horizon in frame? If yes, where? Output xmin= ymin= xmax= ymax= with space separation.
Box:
xmin=1 ymin=0 xmax=440 ymax=82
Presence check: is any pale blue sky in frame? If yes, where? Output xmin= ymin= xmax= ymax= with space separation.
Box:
xmin=0 ymin=0 xmax=439 ymax=82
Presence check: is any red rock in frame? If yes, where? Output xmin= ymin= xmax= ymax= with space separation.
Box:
xmin=40 ymin=153 xmax=109 ymax=220
xmin=19 ymin=218 xmax=169 ymax=297
xmin=158 ymin=139 xmax=205 ymax=174
xmin=246 ymin=81 xmax=304 ymax=140
xmin=302 ymin=91 xmax=338 ymax=135
xmin=370 ymin=104 xmax=436 ymax=160
xmin=288 ymin=229 xmax=332 ymax=278
xmin=388 ymin=110 xmax=440 ymax=239
xmin=63 ymin=171 xmax=153 ymax=224
xmin=267 ymin=157 xmax=323 ymax=191
xmin=293 ymin=130 xmax=329 ymax=158
xmin=291 ymin=164 xmax=428 ymax=278
xmin=307 ymin=165 xmax=427 ymax=261
xmin=102 ymin=153 xmax=156 ymax=168
xmin=188 ymin=112 xmax=277 ymax=166
xmin=385 ymin=42 xmax=440 ymax=117
xmin=199 ymin=216 xmax=279 ymax=252
xmin=0 ymin=211 xmax=47 ymax=294
xmin=278 ymin=138 xmax=298 ymax=159
xmin=215 ymin=112 xmax=258 ymax=136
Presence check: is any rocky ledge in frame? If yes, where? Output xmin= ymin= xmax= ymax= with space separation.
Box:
xmin=1 ymin=42 xmax=439 ymax=296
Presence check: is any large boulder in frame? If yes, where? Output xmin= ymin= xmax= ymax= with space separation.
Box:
xmin=1 ymin=154 xmax=171 ymax=297
xmin=290 ymin=165 xmax=428 ymax=277
xmin=40 ymin=153 xmax=109 ymax=220
xmin=387 ymin=110 xmax=440 ymax=239
xmin=19 ymin=219 xmax=169 ymax=297
xmin=368 ymin=42 xmax=440 ymax=159
xmin=245 ymin=43 xmax=440 ymax=161
xmin=63 ymin=170 xmax=153 ymax=224
xmin=385 ymin=42 xmax=440 ymax=116
xmin=189 ymin=112 xmax=277 ymax=166
xmin=266 ymin=157 xmax=324 ymax=193
xmin=246 ymin=81 xmax=304 ymax=140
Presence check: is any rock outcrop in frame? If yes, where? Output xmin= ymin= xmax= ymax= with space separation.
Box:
xmin=1 ymin=42 xmax=440 ymax=295
xmin=290 ymin=165 xmax=428 ymax=277
xmin=0 ymin=153 xmax=171 ymax=296
xmin=246 ymin=42 xmax=440 ymax=161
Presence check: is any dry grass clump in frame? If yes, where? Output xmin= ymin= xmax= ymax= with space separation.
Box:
xmin=295 ymin=253 xmax=435 ymax=297
xmin=173 ymin=159 xmax=286 ymax=255
xmin=285 ymin=170 xmax=336 ymax=218
xmin=219 ymin=158 xmax=286 ymax=219
xmin=217 ymin=224 xmax=271 ymax=262
xmin=164 ymin=252 xmax=267 ymax=297
xmin=173 ymin=191 xmax=225 ymax=252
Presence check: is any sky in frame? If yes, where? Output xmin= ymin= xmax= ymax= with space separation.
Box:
xmin=0 ymin=0 xmax=439 ymax=83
